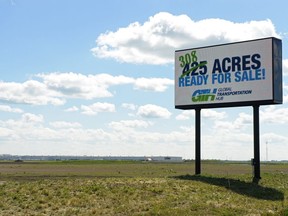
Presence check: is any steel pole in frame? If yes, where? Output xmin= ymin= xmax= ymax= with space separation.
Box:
xmin=195 ymin=108 xmax=201 ymax=175
xmin=253 ymin=105 xmax=261 ymax=183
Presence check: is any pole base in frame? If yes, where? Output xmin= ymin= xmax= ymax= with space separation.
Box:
xmin=253 ymin=177 xmax=261 ymax=184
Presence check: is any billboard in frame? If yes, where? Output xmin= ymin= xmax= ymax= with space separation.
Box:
xmin=175 ymin=37 xmax=282 ymax=109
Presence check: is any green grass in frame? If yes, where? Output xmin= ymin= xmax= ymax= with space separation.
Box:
xmin=0 ymin=161 xmax=287 ymax=215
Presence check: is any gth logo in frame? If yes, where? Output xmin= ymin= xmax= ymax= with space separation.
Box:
xmin=192 ymin=89 xmax=217 ymax=102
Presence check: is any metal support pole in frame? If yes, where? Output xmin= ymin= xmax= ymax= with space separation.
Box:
xmin=253 ymin=105 xmax=261 ymax=183
xmin=195 ymin=108 xmax=201 ymax=175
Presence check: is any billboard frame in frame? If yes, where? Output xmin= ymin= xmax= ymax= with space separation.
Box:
xmin=175 ymin=37 xmax=283 ymax=182
xmin=175 ymin=37 xmax=282 ymax=110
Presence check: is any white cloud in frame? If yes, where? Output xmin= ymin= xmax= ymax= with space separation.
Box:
xmin=21 ymin=113 xmax=44 ymax=124
xmin=0 ymin=109 xmax=287 ymax=160
xmin=37 ymin=72 xmax=134 ymax=99
xmin=137 ymin=104 xmax=172 ymax=119
xmin=38 ymin=72 xmax=174 ymax=96
xmin=134 ymin=78 xmax=174 ymax=92
xmin=0 ymin=113 xmax=44 ymax=133
xmin=0 ymin=127 xmax=14 ymax=137
xmin=0 ymin=80 xmax=65 ymax=105
xmin=0 ymin=111 xmax=191 ymax=157
xmin=64 ymin=106 xmax=79 ymax=112
xmin=175 ymin=110 xmax=194 ymax=120
xmin=179 ymin=126 xmax=194 ymax=133
xmin=175 ymin=109 xmax=226 ymax=120
xmin=283 ymin=59 xmax=288 ymax=76
xmin=284 ymin=83 xmax=288 ymax=103
xmin=0 ymin=114 xmax=112 ymax=144
xmin=0 ymin=73 xmax=174 ymax=106
xmin=81 ymin=102 xmax=116 ymax=115
xmin=109 ymin=119 xmax=152 ymax=131
xmin=262 ymin=132 xmax=288 ymax=144
xmin=121 ymin=103 xmax=137 ymax=111
xmin=202 ymin=109 xmax=226 ymax=120
xmin=260 ymin=106 xmax=288 ymax=124
xmin=213 ymin=112 xmax=252 ymax=130
xmin=49 ymin=121 xmax=82 ymax=128
xmin=234 ymin=112 xmax=252 ymax=126
xmin=0 ymin=105 xmax=23 ymax=113
xmin=91 ymin=12 xmax=279 ymax=65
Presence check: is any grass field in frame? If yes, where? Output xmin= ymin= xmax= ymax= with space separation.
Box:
xmin=0 ymin=160 xmax=287 ymax=215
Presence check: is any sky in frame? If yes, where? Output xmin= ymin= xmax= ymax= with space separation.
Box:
xmin=0 ymin=0 xmax=288 ymax=160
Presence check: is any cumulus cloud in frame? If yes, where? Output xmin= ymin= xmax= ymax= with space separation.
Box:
xmin=38 ymin=72 xmax=173 ymax=96
xmin=284 ymin=83 xmax=288 ymax=103
xmin=21 ymin=113 xmax=44 ymax=124
xmin=37 ymin=72 xmax=134 ymax=99
xmin=262 ymin=132 xmax=288 ymax=144
xmin=0 ymin=113 xmax=195 ymax=157
xmin=109 ymin=119 xmax=152 ymax=131
xmin=64 ymin=106 xmax=79 ymax=112
xmin=283 ymin=59 xmax=288 ymax=76
xmin=91 ymin=12 xmax=279 ymax=65
xmin=202 ymin=109 xmax=226 ymax=120
xmin=49 ymin=121 xmax=82 ymax=128
xmin=0 ymin=105 xmax=23 ymax=113
xmin=175 ymin=110 xmax=194 ymax=120
xmin=213 ymin=112 xmax=252 ymax=131
xmin=260 ymin=106 xmax=288 ymax=124
xmin=137 ymin=104 xmax=172 ymax=119
xmin=121 ymin=103 xmax=137 ymax=111
xmin=81 ymin=102 xmax=116 ymax=115
xmin=1 ymin=109 xmax=287 ymax=159
xmin=0 ymin=73 xmax=173 ymax=106
xmin=0 ymin=80 xmax=65 ymax=105
xmin=234 ymin=112 xmax=252 ymax=125
xmin=0 ymin=114 xmax=111 ymax=144
xmin=0 ymin=127 xmax=14 ymax=137
xmin=134 ymin=78 xmax=174 ymax=92
xmin=1 ymin=113 xmax=45 ymax=129
xmin=175 ymin=109 xmax=226 ymax=120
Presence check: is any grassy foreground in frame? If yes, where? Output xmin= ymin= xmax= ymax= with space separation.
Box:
xmin=0 ymin=161 xmax=287 ymax=215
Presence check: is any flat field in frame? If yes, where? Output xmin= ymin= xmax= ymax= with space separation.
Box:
xmin=0 ymin=160 xmax=287 ymax=215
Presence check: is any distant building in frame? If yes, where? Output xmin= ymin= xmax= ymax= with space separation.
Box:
xmin=0 ymin=154 xmax=182 ymax=162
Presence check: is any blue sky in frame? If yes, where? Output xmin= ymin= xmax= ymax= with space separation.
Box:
xmin=0 ymin=0 xmax=288 ymax=160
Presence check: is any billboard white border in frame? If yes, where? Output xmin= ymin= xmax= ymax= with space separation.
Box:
xmin=175 ymin=37 xmax=282 ymax=110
